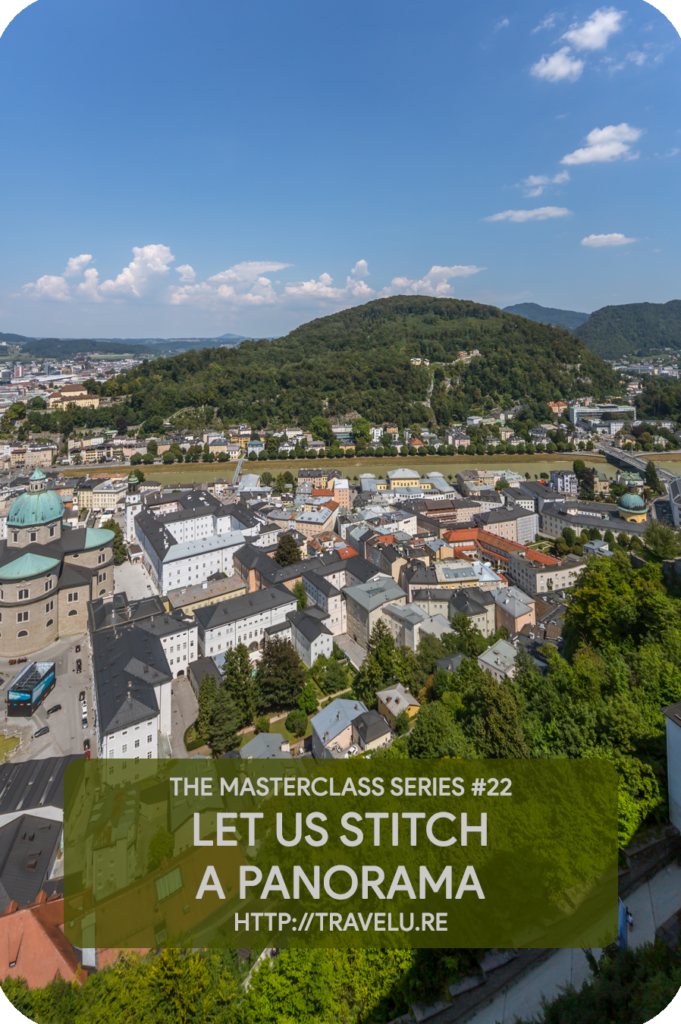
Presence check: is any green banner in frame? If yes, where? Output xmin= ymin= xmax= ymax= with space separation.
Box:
xmin=63 ymin=758 xmax=618 ymax=949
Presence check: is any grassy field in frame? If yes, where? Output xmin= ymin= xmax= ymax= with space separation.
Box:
xmin=61 ymin=450 xmax=611 ymax=486
xmin=0 ymin=736 xmax=19 ymax=762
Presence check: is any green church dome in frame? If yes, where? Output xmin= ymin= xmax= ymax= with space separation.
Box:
xmin=83 ymin=527 xmax=115 ymax=549
xmin=7 ymin=467 xmax=64 ymax=528
xmin=618 ymin=491 xmax=646 ymax=512
xmin=0 ymin=553 xmax=61 ymax=581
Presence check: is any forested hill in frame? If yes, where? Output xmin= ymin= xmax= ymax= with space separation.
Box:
xmin=502 ymin=302 xmax=590 ymax=332
xmin=575 ymin=299 xmax=681 ymax=358
xmin=110 ymin=295 xmax=620 ymax=428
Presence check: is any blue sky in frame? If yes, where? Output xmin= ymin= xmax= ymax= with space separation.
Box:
xmin=0 ymin=0 xmax=679 ymax=339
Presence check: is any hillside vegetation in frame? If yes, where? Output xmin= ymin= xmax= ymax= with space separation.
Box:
xmin=576 ymin=299 xmax=681 ymax=358
xmin=107 ymin=296 xmax=619 ymax=429
xmin=502 ymin=302 xmax=590 ymax=332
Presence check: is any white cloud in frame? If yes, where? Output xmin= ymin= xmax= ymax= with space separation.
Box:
xmin=98 ymin=243 xmax=176 ymax=298
xmin=531 ymin=46 xmax=585 ymax=82
xmin=22 ymin=274 xmax=71 ymax=302
xmin=63 ymin=254 xmax=93 ymax=277
xmin=581 ymin=232 xmax=637 ymax=247
xmin=22 ymin=251 xmax=485 ymax=311
xmin=377 ymin=265 xmax=485 ymax=298
xmin=521 ymin=170 xmax=570 ymax=196
xmin=562 ymin=7 xmax=624 ymax=50
xmin=176 ymin=264 xmax=196 ymax=282
xmin=561 ymin=123 xmax=642 ymax=164
xmin=171 ymin=261 xmax=292 ymax=306
xmin=627 ymin=50 xmax=647 ymax=66
xmin=284 ymin=271 xmax=375 ymax=302
xmin=485 ymin=206 xmax=571 ymax=222
xmin=77 ymin=268 xmax=103 ymax=302
xmin=532 ymin=14 xmax=558 ymax=33
xmin=495 ymin=18 xmax=509 ymax=30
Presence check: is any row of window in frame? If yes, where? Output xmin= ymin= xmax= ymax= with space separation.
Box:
xmin=11 ymin=526 xmax=57 ymax=543
xmin=108 ymin=755 xmax=152 ymax=772
xmin=107 ymin=735 xmax=153 ymax=756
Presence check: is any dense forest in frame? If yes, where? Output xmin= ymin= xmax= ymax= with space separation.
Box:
xmin=63 ymin=296 xmax=620 ymax=433
xmin=576 ymin=300 xmax=681 ymax=359
xmin=502 ymin=302 xmax=590 ymax=332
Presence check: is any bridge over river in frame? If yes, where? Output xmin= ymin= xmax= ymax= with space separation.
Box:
xmin=596 ymin=441 xmax=679 ymax=486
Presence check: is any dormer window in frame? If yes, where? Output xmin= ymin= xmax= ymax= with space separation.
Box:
xmin=29 ymin=532 xmax=37 ymax=542
xmin=12 ymin=533 xmax=18 ymax=543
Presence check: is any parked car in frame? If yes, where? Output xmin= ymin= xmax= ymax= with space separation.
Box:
xmin=83 ymin=738 xmax=90 ymax=751
xmin=75 ymin=645 xmax=81 ymax=653
xmin=81 ymin=716 xmax=88 ymax=730
xmin=46 ymin=704 xmax=62 ymax=716
xmin=34 ymin=726 xmax=49 ymax=738
xmin=79 ymin=691 xmax=85 ymax=702
xmin=8 ymin=659 xmax=16 ymax=665
xmin=17 ymin=657 xmax=27 ymax=663
xmin=84 ymin=750 xmax=91 ymax=759
xmin=76 ymin=659 xmax=82 ymax=674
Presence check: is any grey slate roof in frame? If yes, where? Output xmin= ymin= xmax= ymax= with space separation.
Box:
xmin=88 ymin=592 xmax=166 ymax=633
xmin=240 ymin=734 xmax=292 ymax=759
xmin=194 ymin=584 xmax=296 ymax=630
xmin=92 ymin=626 xmax=170 ymax=735
xmin=302 ymin=571 xmax=340 ymax=597
xmin=436 ymin=653 xmax=466 ymax=674
xmin=475 ymin=506 xmax=536 ymax=526
xmin=288 ymin=610 xmax=332 ymax=643
xmin=353 ymin=710 xmax=391 ymax=745
xmin=0 ymin=814 xmax=63 ymax=912
xmin=0 ymin=757 xmax=82 ymax=820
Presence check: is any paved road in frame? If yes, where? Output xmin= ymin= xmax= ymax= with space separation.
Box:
xmin=169 ymin=674 xmax=199 ymax=757
xmin=451 ymin=862 xmax=681 ymax=1024
xmin=114 ymin=559 xmax=159 ymax=599
xmin=333 ymin=633 xmax=366 ymax=669
xmin=0 ymin=633 xmax=95 ymax=760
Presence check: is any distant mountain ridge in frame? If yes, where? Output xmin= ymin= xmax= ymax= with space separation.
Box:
xmin=0 ymin=331 xmax=250 ymax=359
xmin=574 ymin=300 xmax=681 ymax=359
xmin=503 ymin=303 xmax=590 ymax=332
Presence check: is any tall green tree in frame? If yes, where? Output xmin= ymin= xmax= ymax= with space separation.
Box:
xmin=644 ymin=520 xmax=681 ymax=559
xmin=644 ymin=459 xmax=662 ymax=493
xmin=102 ymin=518 xmax=128 ymax=565
xmin=460 ymin=676 xmax=530 ymax=758
xmin=292 ymin=580 xmax=308 ymax=609
xmin=354 ymin=620 xmax=396 ymax=708
xmin=407 ymin=702 xmax=473 ymax=759
xmin=256 ymin=636 xmax=308 ymax=711
xmin=274 ymin=533 xmax=302 ymax=567
xmin=147 ymin=828 xmax=175 ymax=871
xmin=222 ymin=644 xmax=257 ymax=728
xmin=208 ymin=686 xmax=240 ymax=754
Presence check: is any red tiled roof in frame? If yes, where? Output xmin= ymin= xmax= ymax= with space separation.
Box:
xmin=0 ymin=895 xmax=82 ymax=989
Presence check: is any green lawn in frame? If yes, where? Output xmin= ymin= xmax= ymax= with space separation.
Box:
xmin=0 ymin=736 xmax=19 ymax=761
xmin=60 ymin=450 xmax=607 ymax=487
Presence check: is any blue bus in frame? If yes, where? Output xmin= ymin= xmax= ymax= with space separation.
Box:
xmin=7 ymin=662 xmax=56 ymax=717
